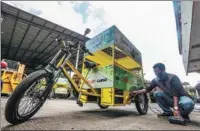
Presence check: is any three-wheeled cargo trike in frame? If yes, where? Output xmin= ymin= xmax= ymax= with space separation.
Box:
xmin=4 ymin=25 xmax=148 ymax=125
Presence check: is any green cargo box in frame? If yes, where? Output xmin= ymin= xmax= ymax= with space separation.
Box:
xmin=85 ymin=25 xmax=142 ymax=65
xmin=82 ymin=25 xmax=144 ymax=91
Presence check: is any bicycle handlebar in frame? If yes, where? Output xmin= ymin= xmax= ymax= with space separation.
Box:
xmin=55 ymin=38 xmax=94 ymax=56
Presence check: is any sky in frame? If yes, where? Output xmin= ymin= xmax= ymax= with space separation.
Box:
xmin=4 ymin=1 xmax=200 ymax=86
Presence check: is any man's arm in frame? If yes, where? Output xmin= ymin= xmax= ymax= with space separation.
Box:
xmin=132 ymin=79 xmax=157 ymax=94
xmin=145 ymin=79 xmax=158 ymax=93
xmin=170 ymin=76 xmax=182 ymax=110
xmin=173 ymin=96 xmax=179 ymax=111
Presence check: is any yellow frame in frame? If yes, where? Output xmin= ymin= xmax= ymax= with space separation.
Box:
xmin=54 ymin=54 xmax=100 ymax=97
xmin=55 ymin=44 xmax=144 ymax=107
xmin=1 ymin=62 xmax=26 ymax=95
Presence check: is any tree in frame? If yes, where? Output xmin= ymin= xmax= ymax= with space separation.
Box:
xmin=182 ymin=82 xmax=190 ymax=88
xmin=182 ymin=81 xmax=190 ymax=86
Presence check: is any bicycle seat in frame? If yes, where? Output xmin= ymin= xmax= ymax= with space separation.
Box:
xmin=84 ymin=60 xmax=97 ymax=69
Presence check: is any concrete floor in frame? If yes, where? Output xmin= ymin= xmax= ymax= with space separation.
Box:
xmin=1 ymin=97 xmax=200 ymax=130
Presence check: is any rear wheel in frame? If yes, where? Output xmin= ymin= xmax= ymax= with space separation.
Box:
xmin=98 ymin=104 xmax=109 ymax=109
xmin=135 ymin=93 xmax=148 ymax=115
xmin=4 ymin=70 xmax=53 ymax=125
xmin=97 ymin=97 xmax=109 ymax=109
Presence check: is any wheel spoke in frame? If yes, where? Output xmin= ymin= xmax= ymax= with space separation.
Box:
xmin=19 ymin=97 xmax=31 ymax=115
xmin=138 ymin=94 xmax=145 ymax=109
xmin=20 ymin=97 xmax=29 ymax=104
xmin=25 ymin=82 xmax=37 ymax=96
xmin=26 ymin=98 xmax=36 ymax=114
xmin=19 ymin=97 xmax=29 ymax=110
xmin=22 ymin=99 xmax=31 ymax=115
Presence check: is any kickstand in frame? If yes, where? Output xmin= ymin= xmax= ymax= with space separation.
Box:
xmin=76 ymin=100 xmax=83 ymax=107
xmin=76 ymin=89 xmax=83 ymax=107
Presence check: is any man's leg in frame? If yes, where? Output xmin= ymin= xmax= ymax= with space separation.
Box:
xmin=153 ymin=91 xmax=173 ymax=116
xmin=179 ymin=96 xmax=195 ymax=120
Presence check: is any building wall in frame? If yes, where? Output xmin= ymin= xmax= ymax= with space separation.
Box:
xmin=173 ymin=1 xmax=194 ymax=74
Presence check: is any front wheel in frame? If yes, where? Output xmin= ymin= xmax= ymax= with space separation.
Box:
xmin=4 ymin=70 xmax=53 ymax=125
xmin=135 ymin=93 xmax=148 ymax=115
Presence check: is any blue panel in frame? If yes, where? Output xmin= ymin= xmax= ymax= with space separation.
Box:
xmin=85 ymin=25 xmax=116 ymax=53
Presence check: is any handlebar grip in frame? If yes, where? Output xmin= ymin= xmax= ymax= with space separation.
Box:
xmin=67 ymin=41 xmax=75 ymax=46
xmin=55 ymin=38 xmax=63 ymax=45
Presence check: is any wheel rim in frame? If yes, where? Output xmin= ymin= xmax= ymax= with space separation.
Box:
xmin=138 ymin=94 xmax=146 ymax=110
xmin=17 ymin=76 xmax=49 ymax=117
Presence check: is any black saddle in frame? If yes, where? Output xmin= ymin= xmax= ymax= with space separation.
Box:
xmin=84 ymin=60 xmax=97 ymax=69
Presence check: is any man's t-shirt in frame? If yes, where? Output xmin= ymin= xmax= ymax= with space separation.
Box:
xmin=146 ymin=75 xmax=189 ymax=98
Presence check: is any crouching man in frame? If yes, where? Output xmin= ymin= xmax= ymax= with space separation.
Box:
xmin=132 ymin=63 xmax=194 ymax=121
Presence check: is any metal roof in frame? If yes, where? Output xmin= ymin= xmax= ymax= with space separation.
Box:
xmin=1 ymin=2 xmax=90 ymax=72
xmin=173 ymin=1 xmax=182 ymax=55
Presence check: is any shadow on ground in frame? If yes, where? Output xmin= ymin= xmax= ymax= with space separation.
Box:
xmin=1 ymin=109 xmax=140 ymax=130
xmin=80 ymin=108 xmax=140 ymax=118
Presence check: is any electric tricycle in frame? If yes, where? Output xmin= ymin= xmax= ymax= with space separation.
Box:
xmin=4 ymin=25 xmax=148 ymax=125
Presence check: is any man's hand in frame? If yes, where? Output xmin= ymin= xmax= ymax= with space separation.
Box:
xmin=173 ymin=109 xmax=180 ymax=117
xmin=173 ymin=107 xmax=183 ymax=119
xmin=172 ymin=96 xmax=183 ymax=119
xmin=131 ymin=89 xmax=146 ymax=95
xmin=173 ymin=110 xmax=183 ymax=119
